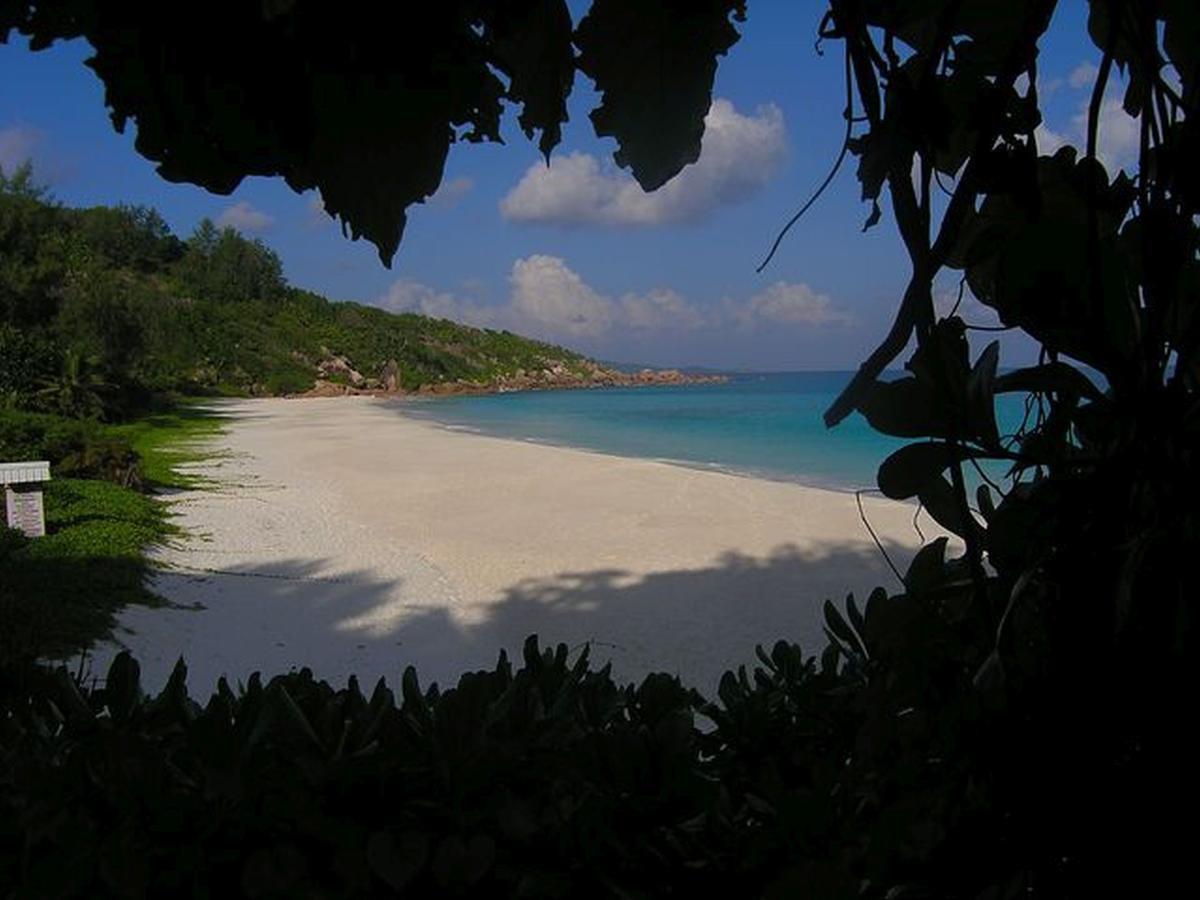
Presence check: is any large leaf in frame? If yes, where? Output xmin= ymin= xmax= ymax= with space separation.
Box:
xmin=904 ymin=536 xmax=950 ymax=595
xmin=993 ymin=361 xmax=1103 ymax=401
xmin=966 ymin=340 xmax=1001 ymax=449
xmin=878 ymin=441 xmax=966 ymax=500
xmin=103 ymin=650 xmax=143 ymax=723
xmin=575 ymin=0 xmax=746 ymax=191
xmin=917 ymin=473 xmax=979 ymax=541
xmin=858 ymin=377 xmax=954 ymax=439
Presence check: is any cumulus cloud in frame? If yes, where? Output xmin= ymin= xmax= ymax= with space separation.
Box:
xmin=0 ymin=124 xmax=44 ymax=174
xmin=216 ymin=200 xmax=274 ymax=232
xmin=1035 ymin=63 xmax=1140 ymax=173
xmin=619 ymin=289 xmax=707 ymax=331
xmin=731 ymin=282 xmax=852 ymax=329
xmin=500 ymin=99 xmax=786 ymax=226
xmin=377 ymin=255 xmax=848 ymax=347
xmin=509 ymin=255 xmax=615 ymax=337
xmin=378 ymin=279 xmax=493 ymax=327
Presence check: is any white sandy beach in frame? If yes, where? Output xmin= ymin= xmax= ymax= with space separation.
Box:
xmin=88 ymin=396 xmax=940 ymax=697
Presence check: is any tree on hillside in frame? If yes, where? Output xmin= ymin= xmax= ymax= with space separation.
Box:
xmin=0 ymin=161 xmax=70 ymax=327
xmin=2 ymin=1 xmax=1197 ymax=893
xmin=72 ymin=203 xmax=183 ymax=272
xmin=176 ymin=218 xmax=286 ymax=303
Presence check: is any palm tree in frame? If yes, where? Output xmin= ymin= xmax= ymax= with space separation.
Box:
xmin=35 ymin=347 xmax=110 ymax=420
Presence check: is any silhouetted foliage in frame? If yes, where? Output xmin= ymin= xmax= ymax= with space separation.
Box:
xmin=794 ymin=0 xmax=1197 ymax=894
xmin=0 ymin=1 xmax=746 ymax=266
xmin=2 ymin=1 xmax=1197 ymax=896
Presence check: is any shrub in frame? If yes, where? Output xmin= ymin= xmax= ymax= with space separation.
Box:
xmin=0 ymin=409 xmax=141 ymax=487
xmin=0 ymin=325 xmax=59 ymax=408
xmin=0 ymin=639 xmax=718 ymax=898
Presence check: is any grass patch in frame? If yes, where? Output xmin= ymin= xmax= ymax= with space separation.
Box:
xmin=109 ymin=400 xmax=226 ymax=488
xmin=1 ymin=403 xmax=224 ymax=666
xmin=1 ymin=480 xmax=171 ymax=664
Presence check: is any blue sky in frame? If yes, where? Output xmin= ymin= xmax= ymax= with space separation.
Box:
xmin=1 ymin=2 xmax=1128 ymax=370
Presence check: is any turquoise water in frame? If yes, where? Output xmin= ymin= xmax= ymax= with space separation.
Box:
xmin=402 ymin=371 xmax=1026 ymax=491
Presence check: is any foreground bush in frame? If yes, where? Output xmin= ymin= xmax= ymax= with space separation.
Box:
xmin=0 ymin=409 xmax=140 ymax=487
xmin=2 ymin=599 xmax=1191 ymax=899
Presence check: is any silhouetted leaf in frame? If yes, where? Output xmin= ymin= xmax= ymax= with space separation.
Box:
xmin=824 ymin=597 xmax=866 ymax=659
xmin=103 ymin=650 xmax=141 ymax=722
xmin=367 ymin=831 xmax=427 ymax=890
xmin=917 ymin=473 xmax=977 ymax=541
xmin=993 ymin=362 xmax=1103 ymax=401
xmin=485 ymin=0 xmax=575 ymax=160
xmin=858 ymin=377 xmax=953 ymax=439
xmin=878 ymin=441 xmax=965 ymax=499
xmin=905 ymin=537 xmax=949 ymax=594
xmin=966 ymin=340 xmax=1000 ymax=448
xmin=575 ymin=0 xmax=746 ymax=190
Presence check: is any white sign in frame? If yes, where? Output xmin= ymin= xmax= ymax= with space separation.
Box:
xmin=5 ymin=486 xmax=45 ymax=538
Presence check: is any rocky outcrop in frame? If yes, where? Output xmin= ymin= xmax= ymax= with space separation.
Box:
xmin=316 ymin=351 xmax=365 ymax=387
xmin=298 ymin=355 xmax=724 ymax=399
xmin=379 ymin=359 xmax=401 ymax=393
xmin=396 ymin=364 xmax=725 ymax=396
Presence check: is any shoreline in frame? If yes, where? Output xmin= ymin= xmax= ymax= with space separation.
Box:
xmin=396 ymin=400 xmax=882 ymax=497
xmin=87 ymin=396 xmax=943 ymax=698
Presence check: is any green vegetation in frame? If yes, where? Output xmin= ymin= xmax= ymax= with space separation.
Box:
xmin=1 ymin=160 xmax=591 ymax=418
xmin=0 ymin=638 xmax=863 ymax=898
xmin=0 ymin=408 xmax=138 ymax=484
xmin=2 ymin=0 xmax=1197 ymax=896
xmin=0 ymin=403 xmax=223 ymax=665
xmin=107 ymin=404 xmax=226 ymax=489
xmin=0 ymin=479 xmax=169 ymax=664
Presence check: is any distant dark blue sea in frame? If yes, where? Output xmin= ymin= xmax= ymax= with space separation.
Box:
xmin=401 ymin=371 xmax=1026 ymax=491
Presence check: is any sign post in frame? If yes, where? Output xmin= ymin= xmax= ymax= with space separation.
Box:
xmin=1 ymin=460 xmax=51 ymax=538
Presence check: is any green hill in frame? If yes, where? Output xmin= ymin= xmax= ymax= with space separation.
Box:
xmin=0 ymin=162 xmax=609 ymax=419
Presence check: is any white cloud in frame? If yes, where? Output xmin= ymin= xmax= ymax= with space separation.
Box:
xmin=1068 ymin=62 xmax=1099 ymax=90
xmin=0 ymin=124 xmax=43 ymax=174
xmin=377 ymin=255 xmax=848 ymax=347
xmin=216 ymin=200 xmax=274 ymax=233
xmin=428 ymin=175 xmax=474 ymax=208
xmin=1036 ymin=85 xmax=1139 ymax=173
xmin=731 ymin=282 xmax=852 ymax=329
xmin=500 ymin=98 xmax=786 ymax=226
xmin=509 ymin=254 xmax=614 ymax=337
xmin=1034 ymin=121 xmax=1070 ymax=156
xmin=1074 ymin=96 xmax=1139 ymax=171
xmin=378 ymin=279 xmax=493 ymax=326
xmin=934 ymin=279 xmax=998 ymax=325
xmin=619 ymin=289 xmax=707 ymax=331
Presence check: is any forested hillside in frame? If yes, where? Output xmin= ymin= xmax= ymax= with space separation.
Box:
xmin=0 ymin=162 xmax=599 ymax=420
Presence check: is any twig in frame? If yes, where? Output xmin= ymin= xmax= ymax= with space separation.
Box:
xmin=911 ymin=501 xmax=926 ymax=543
xmin=856 ymin=489 xmax=905 ymax=587
xmin=757 ymin=49 xmax=854 ymax=272
xmin=947 ymin=276 xmax=966 ymax=318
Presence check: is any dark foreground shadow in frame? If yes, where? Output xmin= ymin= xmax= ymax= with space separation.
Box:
xmin=82 ymin=539 xmax=912 ymax=700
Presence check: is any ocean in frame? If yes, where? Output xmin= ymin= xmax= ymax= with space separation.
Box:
xmin=401 ymin=371 xmax=1029 ymax=492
